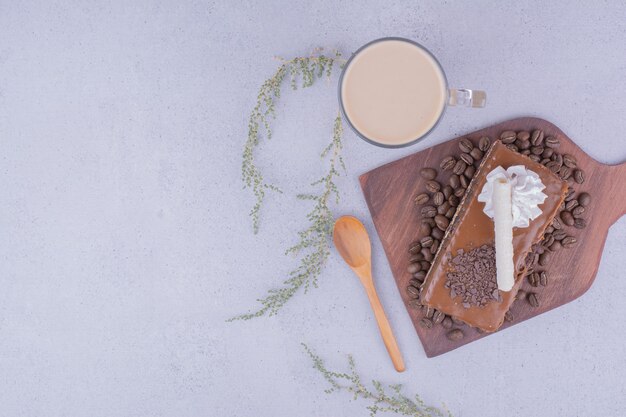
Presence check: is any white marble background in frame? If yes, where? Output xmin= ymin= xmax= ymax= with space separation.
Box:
xmin=1 ymin=1 xmax=625 ymax=416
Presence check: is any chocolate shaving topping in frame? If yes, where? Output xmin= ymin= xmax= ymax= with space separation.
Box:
xmin=444 ymin=245 xmax=501 ymax=308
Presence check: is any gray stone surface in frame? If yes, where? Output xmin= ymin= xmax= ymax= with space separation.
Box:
xmin=1 ymin=1 xmax=625 ymax=416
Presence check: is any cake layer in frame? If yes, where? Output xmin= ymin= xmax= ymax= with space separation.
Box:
xmin=420 ymin=141 xmax=568 ymax=331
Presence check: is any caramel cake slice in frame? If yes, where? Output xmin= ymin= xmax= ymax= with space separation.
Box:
xmin=420 ymin=141 xmax=568 ymax=332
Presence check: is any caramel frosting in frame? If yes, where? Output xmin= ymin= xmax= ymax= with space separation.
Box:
xmin=420 ymin=141 xmax=568 ymax=332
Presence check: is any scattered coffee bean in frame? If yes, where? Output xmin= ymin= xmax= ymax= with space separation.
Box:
xmin=517 ymin=130 xmax=530 ymax=141
xmin=521 ymin=149 xmax=531 ymax=156
xmin=420 ymin=168 xmax=437 ymax=180
xmin=464 ymin=164 xmax=476 ymax=179
xmin=409 ymin=242 xmax=422 ymax=254
xmin=552 ymin=153 xmax=563 ymax=164
xmin=459 ymin=174 xmax=470 ymax=189
xmin=560 ymin=211 xmax=575 ymax=226
xmin=516 ymin=290 xmax=527 ymax=301
xmin=560 ymin=201 xmax=565 ymax=211
xmin=420 ymin=236 xmax=434 ymax=248
xmin=445 ymin=207 xmax=456 ymax=219
xmin=528 ymin=272 xmax=539 ymax=287
xmin=454 ymin=187 xmax=466 ymax=198
xmin=574 ymin=169 xmax=585 ymax=184
xmin=545 ymin=226 xmax=555 ymax=234
xmin=506 ymin=144 xmax=519 ymax=152
xmin=407 ymin=285 xmax=420 ymax=298
xmin=414 ymin=193 xmax=430 ymax=205
xmin=448 ymin=195 xmax=460 ymax=207
xmin=529 ymin=155 xmax=541 ymax=162
xmin=424 ymin=306 xmax=435 ymax=318
xmin=446 ymin=329 xmax=464 ymax=341
xmin=517 ymin=139 xmax=531 ymax=150
xmin=420 ymin=318 xmax=433 ymax=329
xmin=459 ymin=138 xmax=474 ymax=153
xmin=564 ymin=187 xmax=576 ymax=202
xmin=552 ymin=217 xmax=562 ymax=230
xmin=433 ymin=310 xmax=445 ymax=324
xmin=542 ymin=234 xmax=555 ymax=248
xmin=558 ymin=166 xmax=572 ymax=180
xmin=430 ymin=239 xmax=439 ymax=255
xmin=453 ymin=159 xmax=467 ymax=175
xmin=478 ymin=136 xmax=491 ymax=151
xmin=442 ymin=316 xmax=453 ymax=329
xmin=549 ymin=240 xmax=562 ymax=251
xmin=540 ymin=158 xmax=551 ymax=165
xmin=546 ymin=161 xmax=560 ymax=173
xmin=433 ymin=191 xmax=445 ymax=206
xmin=435 ymin=214 xmax=449 ymax=231
xmin=460 ymin=153 xmax=474 ymax=166
xmin=563 ymin=154 xmax=577 ymax=168
xmin=561 ymin=236 xmax=577 ymax=248
xmin=423 ymin=217 xmax=436 ymax=227
xmin=414 ymin=271 xmax=427 ymax=281
xmin=542 ymin=147 xmax=554 ymax=158
xmin=420 ymin=260 xmax=431 ymax=271
xmin=528 ymin=293 xmax=539 ymax=307
xmin=470 ymin=147 xmax=483 ymax=161
xmin=421 ymin=248 xmax=433 ymax=261
xmin=420 ymin=221 xmax=431 ymax=236
xmin=545 ymin=136 xmax=559 ymax=148
xmin=407 ymin=263 xmax=420 ymax=274
xmin=442 ymin=185 xmax=453 ymax=199
xmin=449 ymin=174 xmax=460 ymax=189
xmin=451 ymin=317 xmax=465 ymax=326
xmin=408 ymin=299 xmax=422 ymax=309
xmin=578 ymin=192 xmax=591 ymax=207
xmin=531 ymin=145 xmax=544 ymax=155
xmin=552 ymin=229 xmax=567 ymax=240
xmin=540 ymin=271 xmax=548 ymax=286
xmin=421 ymin=205 xmax=437 ymax=218
xmin=572 ymin=206 xmax=585 ymax=218
xmin=409 ymin=252 xmax=423 ymax=262
xmin=538 ymin=252 xmax=551 ymax=266
xmin=531 ymin=129 xmax=545 ymax=146
xmin=431 ymin=227 xmax=444 ymax=240
xmin=574 ymin=218 xmax=587 ymax=229
xmin=437 ymin=201 xmax=451 ymax=215
xmin=426 ymin=180 xmax=441 ymax=193
xmin=565 ymin=199 xmax=578 ymax=211
xmin=504 ymin=310 xmax=514 ymax=322
xmin=440 ymin=156 xmax=456 ymax=171
xmin=500 ymin=130 xmax=516 ymax=143
xmin=409 ymin=278 xmax=423 ymax=287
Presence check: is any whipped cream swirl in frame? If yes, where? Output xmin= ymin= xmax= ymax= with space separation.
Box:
xmin=477 ymin=165 xmax=547 ymax=228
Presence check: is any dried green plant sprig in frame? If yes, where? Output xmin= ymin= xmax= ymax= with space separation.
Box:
xmin=302 ymin=343 xmax=451 ymax=417
xmin=242 ymin=49 xmax=344 ymax=234
xmin=229 ymin=114 xmax=344 ymax=321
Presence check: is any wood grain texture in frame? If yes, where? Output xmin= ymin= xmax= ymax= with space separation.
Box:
xmin=359 ymin=117 xmax=626 ymax=357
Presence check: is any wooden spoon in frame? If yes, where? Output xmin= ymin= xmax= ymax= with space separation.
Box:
xmin=333 ymin=215 xmax=405 ymax=372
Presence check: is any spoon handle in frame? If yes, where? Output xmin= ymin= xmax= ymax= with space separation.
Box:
xmin=364 ymin=283 xmax=406 ymax=372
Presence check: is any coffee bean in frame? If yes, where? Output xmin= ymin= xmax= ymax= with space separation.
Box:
xmin=420 ymin=221 xmax=431 ymax=236
xmin=565 ymin=199 xmax=578 ymax=211
xmin=407 ymin=285 xmax=420 ymax=298
xmin=420 ymin=318 xmax=433 ymax=329
xmin=423 ymin=217 xmax=435 ymax=227
xmin=459 ymin=174 xmax=470 ymax=189
xmin=409 ymin=252 xmax=423 ymax=262
xmin=552 ymin=153 xmax=563 ymax=164
xmin=531 ymin=129 xmax=545 ymax=146
xmin=506 ymin=144 xmax=519 ymax=152
xmin=446 ymin=329 xmax=464 ymax=341
xmin=552 ymin=217 xmax=562 ymax=230
xmin=521 ymin=149 xmax=531 ymax=156
xmin=414 ymin=193 xmax=429 ymax=205
xmin=470 ymin=147 xmax=483 ymax=161
xmin=504 ymin=310 xmax=514 ymax=322
xmin=562 ymin=236 xmax=577 ymax=249
xmin=453 ymin=159 xmax=467 ymax=175
xmin=414 ymin=271 xmax=427 ymax=281
xmin=437 ymin=201 xmax=450 ymax=215
xmin=560 ymin=211 xmax=575 ymax=226
xmin=574 ymin=218 xmax=587 ymax=229
xmin=431 ymin=227 xmax=444 ymax=240
xmin=449 ymin=174 xmax=460 ymax=189
xmin=574 ymin=169 xmax=584 ymax=184
xmin=440 ymin=156 xmax=456 ymax=171
xmin=549 ymin=240 xmax=562 ymax=251
xmin=460 ymin=153 xmax=474 ymax=165
xmin=517 ymin=139 xmax=531 ymax=150
xmin=433 ymin=191 xmax=445 ymax=206
xmin=420 ymin=260 xmax=431 ymax=271
xmin=529 ymin=155 xmax=541 ymax=162
xmin=560 ymin=201 xmax=565 ymax=211
xmin=545 ymin=226 xmax=555 ymax=234
xmin=546 ymin=161 xmax=560 ymax=173
xmin=435 ymin=214 xmax=449 ymax=231
xmin=558 ymin=166 xmax=572 ymax=180
xmin=478 ymin=136 xmax=491 ymax=151
xmin=408 ymin=299 xmax=422 ymax=309
xmin=464 ymin=164 xmax=476 ymax=179
xmin=409 ymin=242 xmax=422 ymax=254
xmin=451 ymin=317 xmax=465 ymax=326
xmin=420 ymin=168 xmax=437 ymax=180
xmin=407 ymin=263 xmax=420 ymax=274
xmin=442 ymin=316 xmax=453 ymax=329
xmin=430 ymin=239 xmax=439 ymax=255
xmin=424 ymin=306 xmax=435 ymax=318
xmin=420 ymin=236 xmax=434 ymax=248
xmin=564 ymin=187 xmax=575 ymax=202
xmin=578 ymin=192 xmax=591 ymax=207
xmin=528 ymin=293 xmax=539 ymax=307
xmin=552 ymin=229 xmax=567 ymax=240
xmin=459 ymin=138 xmax=474 ymax=153
xmin=454 ymin=187 xmax=466 ymax=198
xmin=517 ymin=131 xmax=530 ymax=141
xmin=516 ymin=290 xmax=527 ymax=301
xmin=528 ymin=272 xmax=539 ymax=287
xmin=433 ymin=310 xmax=445 ymax=324
xmin=538 ymin=252 xmax=551 ymax=266
xmin=545 ymin=136 xmax=559 ymax=148
xmin=421 ymin=248 xmax=433 ymax=261
xmin=563 ymin=154 xmax=577 ymax=168
xmin=426 ymin=180 xmax=441 ymax=193
xmin=442 ymin=185 xmax=453 ymax=199
xmin=572 ymin=206 xmax=585 ymax=218
xmin=500 ymin=130 xmax=516 ymax=144
xmin=543 ymin=234 xmax=555 ymax=248
xmin=409 ymin=277 xmax=423 ymax=288
xmin=445 ymin=207 xmax=456 ymax=219
xmin=448 ymin=194 xmax=460 ymax=207
xmin=421 ymin=205 xmax=437 ymax=218
xmin=531 ymin=145 xmax=544 ymax=155
xmin=540 ymin=158 xmax=551 ymax=165
xmin=542 ymin=147 xmax=554 ymax=158
xmin=540 ymin=271 xmax=548 ymax=286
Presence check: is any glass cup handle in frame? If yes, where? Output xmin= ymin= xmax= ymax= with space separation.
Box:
xmin=448 ymin=88 xmax=487 ymax=108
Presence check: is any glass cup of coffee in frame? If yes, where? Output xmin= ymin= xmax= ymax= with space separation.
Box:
xmin=339 ymin=37 xmax=486 ymax=148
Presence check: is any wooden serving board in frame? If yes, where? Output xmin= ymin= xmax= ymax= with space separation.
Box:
xmin=359 ymin=117 xmax=626 ymax=357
